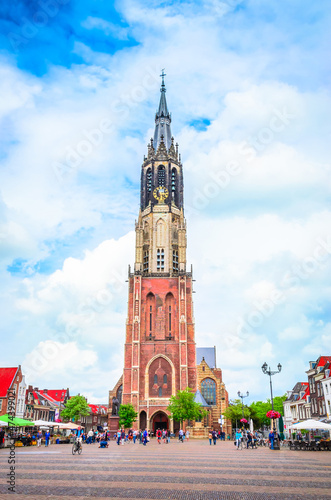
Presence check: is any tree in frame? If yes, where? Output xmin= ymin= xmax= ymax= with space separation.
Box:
xmin=167 ymin=387 xmax=207 ymax=426
xmin=249 ymin=394 xmax=287 ymax=428
xmin=222 ymin=399 xmax=251 ymax=426
xmin=118 ymin=404 xmax=138 ymax=429
xmin=60 ymin=395 xmax=90 ymax=422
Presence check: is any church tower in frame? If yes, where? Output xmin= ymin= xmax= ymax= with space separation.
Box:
xmin=122 ymin=73 xmax=197 ymax=432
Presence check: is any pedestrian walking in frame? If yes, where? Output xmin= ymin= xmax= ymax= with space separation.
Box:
xmin=116 ymin=430 xmax=121 ymax=445
xmin=167 ymin=428 xmax=171 ymax=444
xmin=269 ymin=430 xmax=275 ymax=450
xmin=45 ymin=430 xmax=50 ymax=447
xmin=208 ymin=430 xmax=212 ymax=445
xmin=162 ymin=429 xmax=167 ymax=443
xmin=156 ymin=428 xmax=162 ymax=444
xmin=179 ymin=429 xmax=184 ymax=442
xmin=133 ymin=430 xmax=137 ymax=444
xmin=37 ymin=430 xmax=42 ymax=447
xmin=185 ymin=430 xmax=190 ymax=442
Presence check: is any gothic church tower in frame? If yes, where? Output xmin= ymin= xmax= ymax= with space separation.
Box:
xmin=122 ymin=73 xmax=197 ymax=432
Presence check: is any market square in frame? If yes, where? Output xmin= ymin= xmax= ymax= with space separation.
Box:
xmin=1 ymin=439 xmax=331 ymax=499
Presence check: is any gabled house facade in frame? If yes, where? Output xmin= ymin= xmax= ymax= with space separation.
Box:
xmin=0 ymin=366 xmax=26 ymax=418
xmin=283 ymin=382 xmax=310 ymax=437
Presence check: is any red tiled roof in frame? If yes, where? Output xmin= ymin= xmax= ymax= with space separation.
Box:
xmin=317 ymin=356 xmax=331 ymax=367
xmin=39 ymin=390 xmax=67 ymax=402
xmin=0 ymin=367 xmax=18 ymax=398
xmin=88 ymin=404 xmax=108 ymax=414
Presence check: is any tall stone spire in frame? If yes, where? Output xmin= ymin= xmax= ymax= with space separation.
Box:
xmin=154 ymin=70 xmax=172 ymax=151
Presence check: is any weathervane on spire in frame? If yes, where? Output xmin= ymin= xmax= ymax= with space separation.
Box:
xmin=160 ymin=69 xmax=166 ymax=92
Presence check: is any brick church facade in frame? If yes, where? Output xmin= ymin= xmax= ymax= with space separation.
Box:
xmin=109 ymin=74 xmax=230 ymax=435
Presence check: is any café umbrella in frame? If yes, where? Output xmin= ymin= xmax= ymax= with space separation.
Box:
xmin=289 ymin=419 xmax=331 ymax=430
xmin=0 ymin=415 xmax=35 ymax=426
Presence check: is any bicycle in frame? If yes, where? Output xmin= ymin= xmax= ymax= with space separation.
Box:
xmin=72 ymin=437 xmax=82 ymax=455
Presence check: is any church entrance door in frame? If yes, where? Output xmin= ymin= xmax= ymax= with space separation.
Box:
xmin=151 ymin=411 xmax=169 ymax=433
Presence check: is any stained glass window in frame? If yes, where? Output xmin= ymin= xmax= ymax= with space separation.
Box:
xmin=201 ymin=378 xmax=216 ymax=406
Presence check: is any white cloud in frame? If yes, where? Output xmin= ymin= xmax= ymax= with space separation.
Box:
xmin=1 ymin=0 xmax=330 ymax=403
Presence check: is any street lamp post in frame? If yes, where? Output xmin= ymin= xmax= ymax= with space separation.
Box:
xmin=237 ymin=391 xmax=249 ymax=423
xmin=261 ymin=362 xmax=282 ymax=450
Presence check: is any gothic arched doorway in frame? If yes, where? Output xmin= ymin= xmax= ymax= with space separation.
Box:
xmin=151 ymin=411 xmax=169 ymax=433
xmin=140 ymin=410 xmax=147 ymax=430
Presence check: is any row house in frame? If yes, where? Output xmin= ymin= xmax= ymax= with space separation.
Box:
xmin=306 ymin=356 xmax=331 ymax=420
xmin=80 ymin=404 xmax=108 ymax=433
xmin=0 ymin=366 xmax=27 ymax=418
xmin=24 ymin=386 xmax=70 ymax=422
xmin=321 ymin=361 xmax=331 ymax=420
xmin=283 ymin=382 xmax=311 ymax=437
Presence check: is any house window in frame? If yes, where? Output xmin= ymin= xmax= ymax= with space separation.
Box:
xmin=173 ymin=250 xmax=178 ymax=272
xmin=163 ymin=374 xmax=167 ymax=384
xmin=158 ymin=387 xmax=162 ymax=397
xmin=143 ymin=251 xmax=149 ymax=272
xmin=168 ymin=306 xmax=171 ymax=332
xmin=201 ymin=378 xmax=216 ymax=406
xmin=154 ymin=374 xmax=158 ymax=385
xmin=157 ymin=249 xmax=164 ymax=271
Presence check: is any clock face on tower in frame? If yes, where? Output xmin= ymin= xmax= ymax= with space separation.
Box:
xmin=153 ymin=186 xmax=169 ymax=204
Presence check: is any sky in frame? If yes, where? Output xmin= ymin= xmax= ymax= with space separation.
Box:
xmin=0 ymin=0 xmax=330 ymax=404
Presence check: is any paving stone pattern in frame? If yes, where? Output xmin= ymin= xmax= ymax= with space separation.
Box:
xmin=1 ymin=440 xmax=331 ymax=499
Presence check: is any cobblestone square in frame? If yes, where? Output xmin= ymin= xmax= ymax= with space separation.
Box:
xmin=1 ymin=439 xmax=331 ymax=499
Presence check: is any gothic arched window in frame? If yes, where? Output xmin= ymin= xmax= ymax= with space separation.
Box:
xmin=163 ymin=374 xmax=167 ymax=384
xmin=146 ymin=168 xmax=152 ymax=192
xmin=171 ymin=168 xmax=176 ymax=192
xmin=201 ymin=378 xmax=216 ymax=406
xmin=154 ymin=374 xmax=158 ymax=385
xmin=158 ymin=165 xmax=165 ymax=186
xmin=158 ymin=387 xmax=163 ymax=397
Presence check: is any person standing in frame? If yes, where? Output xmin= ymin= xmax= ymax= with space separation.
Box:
xmin=235 ymin=429 xmax=242 ymax=450
xmin=37 ymin=430 xmax=42 ymax=447
xmin=212 ymin=429 xmax=217 ymax=445
xmin=269 ymin=430 xmax=275 ymax=450
xmin=0 ymin=427 xmax=5 ymax=449
xmin=208 ymin=430 xmax=212 ymax=445
xmin=156 ymin=428 xmax=162 ymax=444
xmin=185 ymin=430 xmax=190 ymax=442
xmin=121 ymin=429 xmax=125 ymax=445
xmin=143 ymin=428 xmax=148 ymax=446
xmin=133 ymin=430 xmax=137 ymax=444
xmin=167 ymin=428 xmax=171 ymax=444
xmin=45 ymin=430 xmax=50 ymax=447
xmin=179 ymin=429 xmax=184 ymax=442
xmin=116 ymin=430 xmax=121 ymax=445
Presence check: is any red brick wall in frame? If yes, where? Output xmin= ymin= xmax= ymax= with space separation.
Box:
xmin=123 ymin=274 xmax=197 ymax=428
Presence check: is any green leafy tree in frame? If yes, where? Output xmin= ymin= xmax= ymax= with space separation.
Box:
xmin=249 ymin=394 xmax=287 ymax=428
xmin=222 ymin=399 xmax=251 ymax=426
xmin=167 ymin=387 xmax=207 ymax=426
xmin=60 ymin=395 xmax=90 ymax=422
xmin=118 ymin=404 xmax=138 ymax=429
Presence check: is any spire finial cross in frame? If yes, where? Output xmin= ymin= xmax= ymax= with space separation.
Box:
xmin=160 ymin=69 xmax=166 ymax=91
